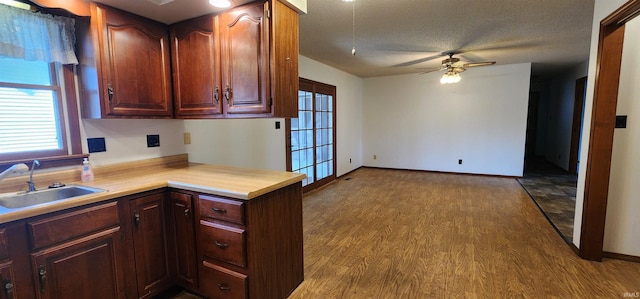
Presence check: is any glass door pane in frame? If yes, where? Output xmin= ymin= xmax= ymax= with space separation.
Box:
xmin=289 ymin=79 xmax=336 ymax=191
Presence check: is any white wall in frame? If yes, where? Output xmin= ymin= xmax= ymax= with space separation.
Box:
xmin=299 ymin=55 xmax=364 ymax=176
xmin=542 ymin=62 xmax=589 ymax=170
xmin=573 ymin=0 xmax=640 ymax=257
xmin=362 ymin=63 xmax=531 ymax=177
xmin=184 ymin=118 xmax=286 ymax=171
xmin=81 ymin=119 xmax=186 ymax=166
xmin=602 ymin=16 xmax=640 ymax=257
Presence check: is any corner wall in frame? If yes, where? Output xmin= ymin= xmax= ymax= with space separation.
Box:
xmin=299 ymin=55 xmax=364 ymax=176
xmin=574 ymin=0 xmax=640 ymax=257
xmin=362 ymin=63 xmax=531 ymax=177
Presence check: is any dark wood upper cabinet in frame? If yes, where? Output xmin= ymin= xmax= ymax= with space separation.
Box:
xmin=170 ymin=0 xmax=299 ymax=119
xmin=270 ymin=0 xmax=300 ymax=118
xmin=220 ymin=1 xmax=271 ymax=116
xmin=170 ymin=15 xmax=223 ymax=118
xmin=78 ymin=0 xmax=298 ymax=119
xmin=78 ymin=3 xmax=173 ymax=118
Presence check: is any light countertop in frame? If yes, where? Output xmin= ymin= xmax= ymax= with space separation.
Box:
xmin=0 ymin=163 xmax=305 ymax=224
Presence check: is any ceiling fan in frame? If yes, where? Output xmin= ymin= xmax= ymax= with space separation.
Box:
xmin=418 ymin=52 xmax=496 ymax=84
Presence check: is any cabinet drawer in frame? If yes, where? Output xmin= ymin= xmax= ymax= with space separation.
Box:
xmin=0 ymin=229 xmax=8 ymax=260
xmin=201 ymin=261 xmax=247 ymax=299
xmin=199 ymin=194 xmax=244 ymax=225
xmin=200 ymin=221 xmax=246 ymax=267
xmin=27 ymin=201 xmax=120 ymax=250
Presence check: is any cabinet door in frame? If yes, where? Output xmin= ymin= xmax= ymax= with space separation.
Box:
xmin=31 ymin=228 xmax=125 ymax=299
xmin=0 ymin=261 xmax=16 ymax=299
xmin=168 ymin=191 xmax=198 ymax=289
xmin=95 ymin=4 xmax=173 ymax=117
xmin=271 ymin=0 xmax=299 ymax=118
xmin=171 ymin=15 xmax=223 ymax=118
xmin=129 ymin=193 xmax=172 ymax=298
xmin=220 ymin=1 xmax=271 ymax=115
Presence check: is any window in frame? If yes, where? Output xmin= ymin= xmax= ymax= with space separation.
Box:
xmin=0 ymin=58 xmax=82 ymax=167
xmin=0 ymin=3 xmax=84 ymax=170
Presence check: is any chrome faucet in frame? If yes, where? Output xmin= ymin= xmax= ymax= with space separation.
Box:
xmin=27 ymin=160 xmax=40 ymax=192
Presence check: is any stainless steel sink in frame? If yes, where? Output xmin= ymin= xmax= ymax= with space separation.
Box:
xmin=0 ymin=185 xmax=105 ymax=209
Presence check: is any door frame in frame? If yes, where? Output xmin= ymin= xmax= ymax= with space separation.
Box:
xmin=568 ymin=76 xmax=587 ymax=174
xmin=579 ymin=0 xmax=640 ymax=261
xmin=286 ymin=78 xmax=337 ymax=193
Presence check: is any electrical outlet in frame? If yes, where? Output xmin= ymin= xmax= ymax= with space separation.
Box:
xmin=374 ymin=155 xmax=377 ymax=160
xmin=458 ymin=159 xmax=462 ymax=165
xmin=147 ymin=134 xmax=160 ymax=147
xmin=183 ymin=133 xmax=191 ymax=144
xmin=350 ymin=158 xmax=352 ymax=164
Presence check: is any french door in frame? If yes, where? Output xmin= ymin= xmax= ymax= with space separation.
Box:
xmin=286 ymin=78 xmax=336 ymax=193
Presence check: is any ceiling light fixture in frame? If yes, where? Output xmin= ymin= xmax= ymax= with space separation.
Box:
xmin=209 ymin=0 xmax=232 ymax=8
xmin=440 ymin=71 xmax=461 ymax=84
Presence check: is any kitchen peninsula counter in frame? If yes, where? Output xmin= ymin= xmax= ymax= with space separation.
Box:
xmin=0 ymin=154 xmax=305 ymax=224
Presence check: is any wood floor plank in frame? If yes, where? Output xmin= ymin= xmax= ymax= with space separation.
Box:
xmin=289 ymin=168 xmax=640 ymax=298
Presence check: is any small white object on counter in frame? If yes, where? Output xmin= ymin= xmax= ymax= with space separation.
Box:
xmin=81 ymin=158 xmax=95 ymax=182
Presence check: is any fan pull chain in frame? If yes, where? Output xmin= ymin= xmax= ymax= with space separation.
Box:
xmin=351 ymin=0 xmax=356 ymax=56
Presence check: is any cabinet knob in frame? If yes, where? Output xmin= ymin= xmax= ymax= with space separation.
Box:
xmin=184 ymin=208 xmax=190 ymax=219
xmin=214 ymin=86 xmax=220 ymax=103
xmin=4 ymin=278 xmax=13 ymax=299
xmin=134 ymin=212 xmax=140 ymax=228
xmin=38 ymin=265 xmax=47 ymax=293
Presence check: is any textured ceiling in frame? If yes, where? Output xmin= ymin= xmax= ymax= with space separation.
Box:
xmin=299 ymin=0 xmax=595 ymax=78
xmin=93 ymin=0 xmax=595 ymax=78
xmin=92 ymin=0 xmax=254 ymax=24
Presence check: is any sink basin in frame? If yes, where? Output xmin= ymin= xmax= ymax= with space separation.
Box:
xmin=0 ymin=185 xmax=105 ymax=209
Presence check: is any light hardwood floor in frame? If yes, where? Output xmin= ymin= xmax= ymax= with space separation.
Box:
xmin=288 ymin=168 xmax=640 ymax=298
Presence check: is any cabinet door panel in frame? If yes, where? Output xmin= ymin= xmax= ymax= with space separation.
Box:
xmin=168 ymin=191 xmax=198 ymax=288
xmin=171 ymin=15 xmax=222 ymax=117
xmin=0 ymin=261 xmax=16 ymax=299
xmin=130 ymin=193 xmax=172 ymax=298
xmin=31 ymin=228 xmax=125 ymax=299
xmin=221 ymin=2 xmax=270 ymax=115
xmin=98 ymin=4 xmax=173 ymax=117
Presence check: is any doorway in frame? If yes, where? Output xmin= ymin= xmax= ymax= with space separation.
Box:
xmin=286 ymin=78 xmax=337 ymax=193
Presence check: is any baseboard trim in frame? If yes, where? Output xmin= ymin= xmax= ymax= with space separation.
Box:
xmin=361 ymin=166 xmax=521 ymax=179
xmin=337 ymin=166 xmax=363 ymax=180
xmin=603 ymin=251 xmax=640 ymax=263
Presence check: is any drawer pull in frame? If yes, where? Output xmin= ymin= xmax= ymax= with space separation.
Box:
xmin=214 ymin=241 xmax=228 ymax=249
xmin=211 ymin=207 xmax=227 ymax=214
xmin=217 ymin=283 xmax=231 ymax=291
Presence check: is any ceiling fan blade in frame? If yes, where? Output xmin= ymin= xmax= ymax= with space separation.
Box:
xmin=417 ymin=67 xmax=444 ymax=74
xmin=463 ymin=61 xmax=496 ymax=68
xmin=392 ymin=53 xmax=445 ymax=67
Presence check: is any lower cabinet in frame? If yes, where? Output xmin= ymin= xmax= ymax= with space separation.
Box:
xmin=127 ymin=191 xmax=174 ymax=299
xmin=27 ymin=201 xmax=127 ymax=299
xmin=0 ymin=261 xmax=16 ymax=299
xmin=196 ymin=182 xmax=303 ymax=299
xmin=30 ymin=229 xmax=125 ymax=299
xmin=0 ymin=183 xmax=302 ymax=299
xmin=168 ymin=190 xmax=198 ymax=290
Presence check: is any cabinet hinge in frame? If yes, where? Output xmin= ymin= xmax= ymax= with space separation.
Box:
xmin=266 ymin=8 xmax=271 ymax=19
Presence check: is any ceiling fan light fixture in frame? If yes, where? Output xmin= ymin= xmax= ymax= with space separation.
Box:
xmin=440 ymin=71 xmax=461 ymax=84
xmin=209 ymin=0 xmax=232 ymax=8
